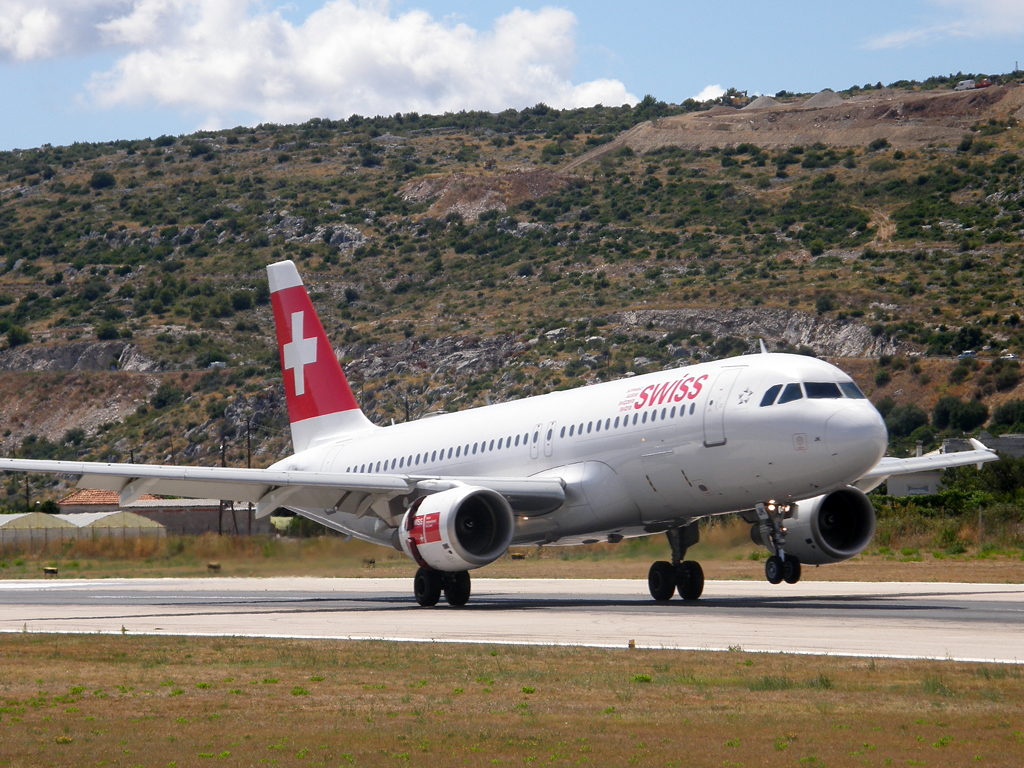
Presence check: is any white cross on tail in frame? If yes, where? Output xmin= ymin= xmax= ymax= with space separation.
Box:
xmin=282 ymin=311 xmax=317 ymax=396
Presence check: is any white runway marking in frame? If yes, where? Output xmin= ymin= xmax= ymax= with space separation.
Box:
xmin=1 ymin=577 xmax=1021 ymax=664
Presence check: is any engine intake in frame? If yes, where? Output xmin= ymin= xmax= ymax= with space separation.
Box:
xmin=399 ymin=486 xmax=515 ymax=571
xmin=753 ymin=487 xmax=876 ymax=565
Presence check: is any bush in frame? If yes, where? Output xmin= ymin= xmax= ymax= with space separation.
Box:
xmin=992 ymin=399 xmax=1024 ymax=429
xmin=231 ymin=291 xmax=252 ymax=311
xmin=151 ymin=383 xmax=184 ymax=409
xmin=7 ymin=325 xmax=30 ymax=348
xmin=884 ymin=404 xmax=928 ymax=438
xmin=95 ymin=322 xmax=120 ymax=341
xmin=869 ymin=138 xmax=890 ymax=151
xmin=89 ymin=171 xmax=116 ymax=190
xmin=874 ymin=369 xmax=891 ymax=387
xmin=933 ymin=395 xmax=988 ymax=432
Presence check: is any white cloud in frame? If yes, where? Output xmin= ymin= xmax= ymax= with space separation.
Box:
xmin=0 ymin=0 xmax=636 ymax=127
xmin=867 ymin=0 xmax=1024 ymax=49
xmin=692 ymin=84 xmax=725 ymax=102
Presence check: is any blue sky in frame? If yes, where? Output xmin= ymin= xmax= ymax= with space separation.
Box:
xmin=2 ymin=0 xmax=1023 ymax=151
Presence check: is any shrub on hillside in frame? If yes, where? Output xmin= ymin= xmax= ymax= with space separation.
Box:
xmin=933 ymin=395 xmax=989 ymax=433
xmin=89 ymin=171 xmax=116 ymax=189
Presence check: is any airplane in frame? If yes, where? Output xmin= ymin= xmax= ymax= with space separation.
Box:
xmin=0 ymin=260 xmax=998 ymax=606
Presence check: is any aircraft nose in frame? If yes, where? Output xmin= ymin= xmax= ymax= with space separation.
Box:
xmin=825 ymin=405 xmax=888 ymax=475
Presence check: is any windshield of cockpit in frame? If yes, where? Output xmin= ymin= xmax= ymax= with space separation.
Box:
xmin=759 ymin=380 xmax=865 ymax=407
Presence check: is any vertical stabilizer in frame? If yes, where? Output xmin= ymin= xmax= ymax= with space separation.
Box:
xmin=267 ymin=260 xmax=374 ymax=452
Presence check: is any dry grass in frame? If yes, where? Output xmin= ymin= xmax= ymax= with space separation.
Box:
xmin=0 ymin=634 xmax=1022 ymax=767
xmin=2 ymin=522 xmax=1024 ymax=582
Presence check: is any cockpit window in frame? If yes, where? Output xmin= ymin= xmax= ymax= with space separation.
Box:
xmin=777 ymin=382 xmax=803 ymax=404
xmin=760 ymin=384 xmax=783 ymax=407
xmin=805 ymin=381 xmax=842 ymax=399
xmin=839 ymin=381 xmax=866 ymax=399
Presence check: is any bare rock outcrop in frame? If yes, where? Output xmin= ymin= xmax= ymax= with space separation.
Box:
xmin=611 ymin=308 xmax=909 ymax=358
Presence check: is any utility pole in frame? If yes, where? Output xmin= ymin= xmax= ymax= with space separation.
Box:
xmin=24 ymin=476 xmax=29 ymax=513
xmin=218 ymin=443 xmax=225 ymax=535
xmin=247 ymin=418 xmax=253 ymax=536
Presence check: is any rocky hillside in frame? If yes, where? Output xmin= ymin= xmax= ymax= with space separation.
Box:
xmin=4 ymin=72 xmax=1024 ymax=505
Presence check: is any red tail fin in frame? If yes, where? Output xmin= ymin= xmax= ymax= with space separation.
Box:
xmin=267 ymin=260 xmax=374 ymax=451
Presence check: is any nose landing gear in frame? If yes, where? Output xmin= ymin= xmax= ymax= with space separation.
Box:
xmin=757 ymin=501 xmax=801 ymax=586
xmin=648 ymin=522 xmax=705 ymax=602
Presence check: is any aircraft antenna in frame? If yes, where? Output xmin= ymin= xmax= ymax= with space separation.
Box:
xmin=759 ymin=339 xmax=769 ymax=354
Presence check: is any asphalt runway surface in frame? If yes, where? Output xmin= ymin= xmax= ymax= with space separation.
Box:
xmin=0 ymin=577 xmax=1021 ymax=663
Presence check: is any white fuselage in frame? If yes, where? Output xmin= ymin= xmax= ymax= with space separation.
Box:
xmin=271 ymin=353 xmax=887 ymax=547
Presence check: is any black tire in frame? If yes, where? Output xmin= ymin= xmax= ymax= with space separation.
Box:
xmin=413 ymin=567 xmax=442 ymax=607
xmin=782 ymin=557 xmax=801 ymax=585
xmin=648 ymin=561 xmax=676 ymax=601
xmin=443 ymin=571 xmax=472 ymax=607
xmin=678 ymin=560 xmax=704 ymax=600
xmin=765 ymin=555 xmax=784 ymax=585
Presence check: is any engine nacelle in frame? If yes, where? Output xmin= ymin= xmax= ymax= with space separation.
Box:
xmin=398 ymin=486 xmax=515 ymax=572
xmin=752 ymin=487 xmax=876 ymax=565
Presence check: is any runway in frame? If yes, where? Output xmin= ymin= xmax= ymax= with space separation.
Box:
xmin=1 ymin=577 xmax=1022 ymax=663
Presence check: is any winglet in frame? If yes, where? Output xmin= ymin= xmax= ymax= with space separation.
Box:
xmin=759 ymin=339 xmax=768 ymax=354
xmin=969 ymin=438 xmax=995 ymax=470
xmin=268 ymin=261 xmax=374 ymax=451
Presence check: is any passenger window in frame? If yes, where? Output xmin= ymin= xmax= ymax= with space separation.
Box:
xmin=515 ymin=435 xmax=520 ymax=447
xmin=546 ymin=429 xmax=552 ymax=440
xmin=523 ymin=433 xmax=528 ymax=445
xmin=489 ymin=440 xmax=495 ymax=450
xmin=448 ymin=448 xmax=453 ymax=459
xmin=689 ymin=403 xmax=695 ymax=415
xmin=498 ymin=438 xmax=504 ymax=448
xmin=614 ymin=416 xmax=620 ymax=428
xmin=472 ymin=443 xmax=477 ymax=454
xmin=399 ymin=458 xmax=404 ymax=468
xmin=805 ymin=381 xmax=842 ymax=399
xmin=360 ymin=464 xmax=366 ymax=472
xmin=376 ymin=461 xmax=381 ymax=472
xmin=760 ymin=384 xmax=783 ymax=407
xmin=533 ymin=431 xmax=539 ymax=443
xmin=839 ymin=381 xmax=866 ymax=399
xmin=633 ymin=413 xmax=638 ymax=425
xmin=595 ymin=420 xmax=601 ymax=432
xmin=465 ymin=444 xmax=470 ymax=455
xmin=651 ymin=410 xmax=656 ymax=422
xmin=642 ymin=412 xmax=648 ymax=423
xmin=670 ymin=406 xmax=676 ymax=418
xmin=560 ymin=427 xmax=565 ymax=438
xmin=660 ymin=408 xmax=666 ymax=420
xmin=578 ymin=423 xmax=583 ymax=434
xmin=431 ymin=451 xmax=436 ymax=462
xmin=569 ymin=425 xmax=575 ymax=436
xmin=586 ymin=422 xmax=592 ymax=433
xmin=456 ymin=446 xmax=461 ymax=457
xmin=777 ymin=382 xmax=803 ymax=404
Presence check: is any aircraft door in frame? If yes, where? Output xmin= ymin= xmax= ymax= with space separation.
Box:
xmin=543 ymin=421 xmax=556 ymax=458
xmin=530 ymin=423 xmax=543 ymax=460
xmin=703 ymin=367 xmax=743 ymax=447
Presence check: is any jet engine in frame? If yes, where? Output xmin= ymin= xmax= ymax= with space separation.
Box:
xmin=398 ymin=486 xmax=515 ymax=571
xmin=751 ymin=487 xmax=876 ymax=565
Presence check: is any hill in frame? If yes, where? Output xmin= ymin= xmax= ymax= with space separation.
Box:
xmin=4 ymin=73 xmax=1024 ymax=505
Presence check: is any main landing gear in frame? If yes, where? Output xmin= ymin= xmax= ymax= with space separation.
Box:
xmin=756 ymin=501 xmax=801 ymax=586
xmin=413 ymin=567 xmax=471 ymax=607
xmin=648 ymin=523 xmax=704 ymax=602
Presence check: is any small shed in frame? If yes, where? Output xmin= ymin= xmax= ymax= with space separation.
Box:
xmin=0 ymin=513 xmax=79 ymax=550
xmin=887 ymin=471 xmax=943 ymax=497
xmin=54 ymin=511 xmax=165 ymax=539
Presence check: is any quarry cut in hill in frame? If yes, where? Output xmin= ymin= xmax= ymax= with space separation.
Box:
xmin=564 ymin=83 xmax=1024 ymax=167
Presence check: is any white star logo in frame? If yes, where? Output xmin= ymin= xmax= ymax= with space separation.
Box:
xmin=738 ymin=388 xmax=753 ymax=404
xmin=282 ymin=311 xmax=317 ymax=396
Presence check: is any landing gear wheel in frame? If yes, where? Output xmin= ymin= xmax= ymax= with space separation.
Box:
xmin=676 ymin=560 xmax=705 ymax=601
xmin=413 ymin=567 xmax=442 ymax=606
xmin=782 ymin=557 xmax=801 ymax=585
xmin=443 ymin=571 xmax=472 ymax=607
xmin=765 ymin=555 xmax=784 ymax=585
xmin=648 ymin=561 xmax=676 ymax=601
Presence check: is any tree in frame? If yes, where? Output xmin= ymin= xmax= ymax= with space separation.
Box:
xmin=7 ymin=326 xmax=30 ymax=348
xmin=89 ymin=171 xmax=116 ymax=190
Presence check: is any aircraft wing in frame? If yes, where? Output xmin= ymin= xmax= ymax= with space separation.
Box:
xmin=853 ymin=438 xmax=999 ymax=492
xmin=0 ymin=458 xmax=565 ymax=519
